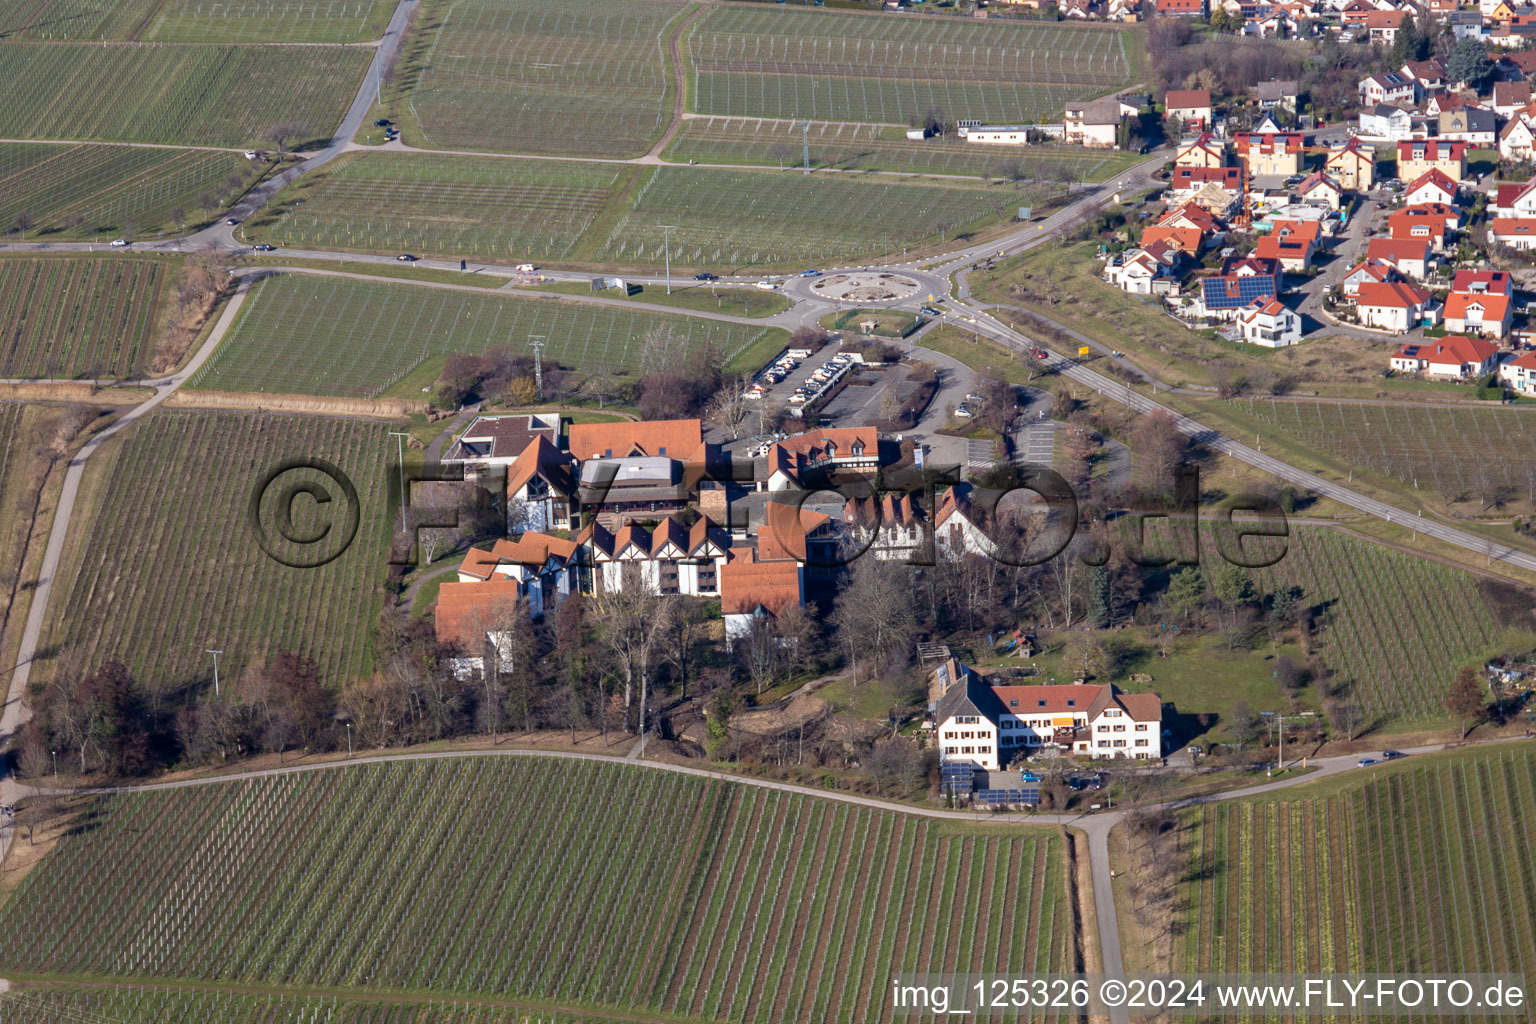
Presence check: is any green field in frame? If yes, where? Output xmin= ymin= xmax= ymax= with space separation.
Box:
xmin=687 ymin=7 xmax=1140 ymax=125
xmin=0 ymin=257 xmax=167 ymax=378
xmin=0 ymin=143 xmax=257 ymax=238
xmin=188 ymin=274 xmax=780 ymax=397
xmin=256 ymin=151 xmax=630 ymax=260
xmin=0 ymin=0 xmax=394 ymax=42
xmin=38 ymin=410 xmax=390 ymax=693
xmin=145 ymin=0 xmax=396 ymax=42
xmin=1150 ymin=748 xmax=1536 ymax=989
xmin=1224 ymin=528 xmax=1520 ymax=723
xmin=265 ymin=156 xmax=1031 ymax=267
xmin=1223 ymin=400 xmax=1536 ymax=512
xmin=665 ymin=116 xmax=1143 ymax=182
xmin=405 ymin=0 xmax=686 ymax=157
xmin=0 ymin=43 xmax=369 ymax=147
xmin=0 ymin=758 xmax=1077 ymax=1023
xmin=601 ymin=165 xmax=1036 ymax=266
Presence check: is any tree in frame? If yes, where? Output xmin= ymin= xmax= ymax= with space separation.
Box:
xmin=169 ymin=206 xmax=187 ymax=232
xmin=10 ymin=210 xmax=33 ymax=240
xmin=770 ymin=141 xmax=794 ymax=170
xmin=1326 ymin=693 xmax=1363 ymax=742
xmin=595 ymin=566 xmax=671 ymax=748
xmin=705 ymin=376 xmax=753 ymax=438
xmin=1445 ymin=665 xmax=1486 ymax=738
xmin=1061 ymin=632 xmax=1109 ymax=681
xmin=263 ymin=651 xmax=332 ymax=751
xmin=866 ymin=736 xmax=927 ymax=795
xmin=1448 ymin=37 xmax=1493 ymax=92
xmin=1131 ymin=410 xmax=1186 ymax=493
xmin=831 ymin=557 xmax=915 ymax=680
xmin=263 ymin=121 xmax=306 ymax=153
xmin=63 ymin=211 xmax=87 ymax=239
xmin=1162 ymin=567 xmax=1206 ymax=626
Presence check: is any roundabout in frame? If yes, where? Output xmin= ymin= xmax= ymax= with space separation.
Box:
xmin=802 ymin=270 xmax=922 ymax=303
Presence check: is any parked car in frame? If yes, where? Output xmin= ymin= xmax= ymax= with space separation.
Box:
xmin=1382 ymin=750 xmax=1406 ymax=760
xmin=1357 ymin=757 xmax=1379 ymax=767
xmin=243 ymin=150 xmax=257 ymax=159
xmin=226 ymin=217 xmax=240 ymax=226
xmin=1019 ymin=772 xmax=1040 ymax=783
xmin=515 ymin=263 xmax=537 ymax=272
xmin=965 ymin=392 xmax=984 ymax=403
xmin=254 ymin=243 xmax=276 ymax=251
xmin=694 ymin=272 xmax=719 ymax=281
xmin=373 ymin=118 xmax=392 ymax=128
xmin=396 ymin=253 xmax=418 ymax=262
xmin=110 ymin=238 xmax=129 ymax=247
xmin=955 ymin=404 xmax=973 ymax=418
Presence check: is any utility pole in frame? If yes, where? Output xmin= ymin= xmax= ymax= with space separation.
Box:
xmin=658 ymin=224 xmax=676 ymax=294
xmin=530 ymin=336 xmax=545 ymax=401
xmin=799 ymin=121 xmax=811 ymax=174
xmin=205 ymin=649 xmax=223 ymax=698
xmin=387 ymin=431 xmax=410 ymax=533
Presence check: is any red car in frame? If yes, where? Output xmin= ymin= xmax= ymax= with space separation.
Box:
xmin=1033 ymin=348 xmax=1048 ymax=360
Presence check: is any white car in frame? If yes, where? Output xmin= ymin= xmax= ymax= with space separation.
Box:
xmin=955 ymin=405 xmax=973 ymax=418
xmin=243 ymin=150 xmax=257 ymax=159
xmin=516 ymin=263 xmax=537 ymax=272
xmin=110 ymin=238 xmax=129 ymax=247
xmin=786 ymin=394 xmax=807 ymax=405
xmin=754 ymin=280 xmax=778 ymax=291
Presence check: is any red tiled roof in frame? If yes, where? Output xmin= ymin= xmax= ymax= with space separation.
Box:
xmin=567 ymin=419 xmax=703 ymax=461
xmin=1489 ymin=216 xmax=1536 ymax=237
xmin=1397 ymin=139 xmax=1467 ymax=161
xmin=990 ymin=684 xmax=1110 ymax=717
xmin=1357 ymin=280 xmax=1431 ymax=309
xmin=1444 ymin=292 xmax=1511 ymax=320
xmin=1451 ymin=269 xmax=1513 ymax=295
xmin=434 ymin=578 xmax=524 ymax=648
xmin=1366 ymin=237 xmax=1430 ymax=264
xmin=456 ymin=532 xmax=578 ymax=581
xmin=719 ymin=548 xmax=803 ymax=617
xmin=1165 ymin=88 xmax=1212 ymax=109
xmin=1404 ymin=169 xmax=1458 ymax=198
xmin=1361 ymin=9 xmax=1407 ymax=27
xmin=1394 ymin=335 xmax=1499 ymax=365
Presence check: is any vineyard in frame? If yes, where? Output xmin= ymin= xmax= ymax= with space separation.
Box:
xmin=0 ymin=143 xmax=256 ymax=238
xmin=687 ymin=7 xmax=1139 ymax=125
xmin=38 ymin=410 xmax=390 ymax=693
xmin=0 ymin=257 xmax=165 ymax=378
xmin=601 ymin=166 xmax=1037 ymax=266
xmin=0 ymin=758 xmax=1077 ymax=1024
xmin=146 ymin=0 xmax=395 ymax=43
xmin=1226 ymin=400 xmax=1536 ymax=511
xmin=407 ymin=0 xmax=685 ymax=157
xmin=1164 ymin=748 xmax=1536 ymax=991
xmin=256 ymin=152 xmax=628 ymax=259
xmin=1222 ymin=528 xmax=1517 ymax=722
xmin=187 ymin=274 xmax=779 ymax=397
xmin=664 ymin=116 xmax=1142 ymax=182
xmin=0 ymin=43 xmax=369 ymax=147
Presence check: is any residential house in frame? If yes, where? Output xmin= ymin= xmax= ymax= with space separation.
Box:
xmin=1166 ymin=89 xmax=1214 ymax=130
xmin=1498 ymin=113 xmax=1536 ymax=161
xmin=1361 ymin=8 xmax=1408 ymax=44
xmin=1366 ymin=237 xmax=1433 ymax=278
xmin=1169 ymin=165 xmax=1244 ymax=201
xmin=1401 ymin=57 xmax=1448 ymax=95
xmin=1159 ymin=201 xmax=1224 ymax=234
xmin=568 ymin=418 xmax=706 ymax=463
xmin=580 ymin=514 xmax=732 ymax=597
xmin=505 ymin=434 xmax=579 ymax=532
xmin=931 ymin=667 xmax=1163 ymax=767
xmin=719 ymin=547 xmax=805 ymax=642
xmin=434 ymin=579 xmax=527 ymax=677
xmin=1254 ymin=220 xmax=1320 ymax=271
xmin=441 ymin=413 xmax=561 ymax=478
xmin=1357 ymin=104 xmax=1415 ymax=142
xmin=1234 ymin=131 xmax=1305 ymax=176
xmin=1358 ymin=74 xmax=1417 ymax=107
xmin=1195 ymin=269 xmax=1280 ymax=320
xmin=1438 ymin=106 xmax=1497 ymax=146
xmin=1497 ymin=349 xmax=1536 ymax=393
xmin=762 ymin=426 xmax=887 ymax=491
xmin=1235 ymin=296 xmax=1303 ymax=346
xmin=1443 ymin=292 xmax=1513 ymax=337
xmin=1063 ymin=97 xmax=1124 ymax=147
xmin=933 ymin=485 xmax=999 ymax=561
xmin=1326 ymin=137 xmax=1377 ymax=190
xmin=1341 ymin=258 xmax=1400 ymax=298
xmin=449 ymin=532 xmax=580 ymax=617
xmin=1254 ymin=78 xmax=1301 ymax=112
xmin=1174 ymin=131 xmax=1226 ymax=168
xmin=1103 ymin=243 xmax=1182 ymax=293
xmin=1388 ymin=204 xmax=1458 ymax=252
xmin=1140 ymin=224 xmax=1205 ymax=256
xmin=1450 ymin=268 xmax=1513 ymax=296
xmin=1495 ymin=80 xmax=1535 ymax=115
xmin=1397 ymin=138 xmax=1468 ymax=181
xmin=1488 ymin=216 xmax=1536 ymax=249
xmin=962 ymin=125 xmax=1034 ymax=145
xmin=1296 ymin=171 xmax=1344 ymax=209
xmin=1356 ymin=280 xmax=1439 ymax=332
xmin=842 ymin=492 xmax=929 ymax=561
xmin=1403 ymin=168 xmax=1459 ymax=205
xmin=1493 ymin=178 xmax=1536 ymax=217
xmin=1498 ymin=48 xmax=1536 ymax=79
xmin=1155 ymin=0 xmax=1207 ymax=12
xmin=1389 ymin=335 xmax=1499 ymax=377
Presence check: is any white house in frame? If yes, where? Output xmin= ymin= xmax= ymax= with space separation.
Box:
xmin=1499 ymin=114 xmax=1536 ymax=162
xmin=1498 ymin=350 xmax=1536 ymax=393
xmin=1356 ymin=104 xmax=1415 ymax=142
xmin=1403 ymin=169 xmax=1458 ymax=206
xmin=1358 ymin=75 xmax=1416 ymax=107
xmin=450 ymin=532 xmax=580 ymax=619
xmin=1356 ymin=280 xmax=1438 ymax=332
xmin=932 ymin=665 xmax=1164 ymax=768
xmin=963 ymin=125 xmax=1033 ymax=145
xmin=1390 ymin=335 xmax=1499 ymax=378
xmin=580 ymin=514 xmax=731 ymax=597
xmin=1488 ymin=217 xmax=1536 ymax=250
xmin=441 ymin=412 xmax=561 ymax=478
xmin=1102 ymin=244 xmax=1180 ymax=294
xmin=1236 ymin=297 xmax=1302 ymax=347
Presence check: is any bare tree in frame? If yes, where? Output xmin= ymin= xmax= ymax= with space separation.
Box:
xmin=706 ymin=376 xmax=754 ymax=438
xmin=770 ymin=141 xmax=795 ymax=170
xmin=10 ymin=210 xmax=33 ymax=241
xmin=594 ymin=565 xmax=672 ymax=748
xmin=831 ymin=557 xmax=915 ymax=681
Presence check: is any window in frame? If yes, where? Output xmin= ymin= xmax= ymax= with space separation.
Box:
xmin=1135 ymin=723 xmax=1148 ymax=731
xmin=1067 ymin=699 xmax=1076 ymax=708
xmin=1113 ymin=740 xmax=1126 ymax=747
xmin=1135 ymin=739 xmax=1149 ymax=746
xmin=1037 ymin=700 xmax=1046 ymax=708
xmin=1009 ymin=700 xmax=1018 ymax=708
xmin=1097 ymin=740 xmax=1109 ymax=748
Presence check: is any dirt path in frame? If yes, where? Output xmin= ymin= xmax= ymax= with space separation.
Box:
xmin=640 ymin=2 xmax=713 ymax=164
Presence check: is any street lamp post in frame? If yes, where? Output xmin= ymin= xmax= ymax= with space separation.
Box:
xmin=658 ymin=224 xmax=676 ymax=294
xmin=51 ymin=750 xmax=57 ymax=778
xmin=346 ymin=722 xmax=352 ymax=758
xmin=205 ymin=648 xmax=223 ymax=698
